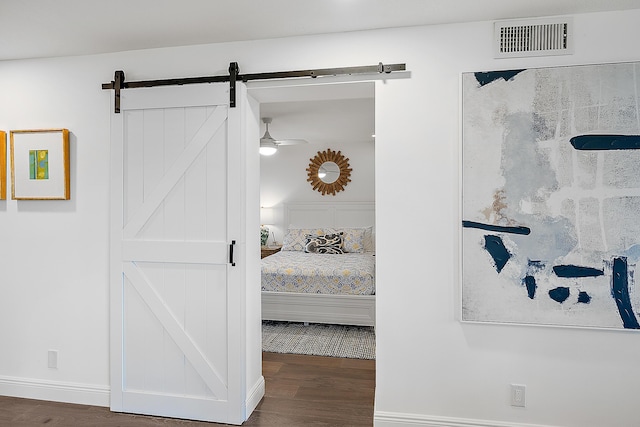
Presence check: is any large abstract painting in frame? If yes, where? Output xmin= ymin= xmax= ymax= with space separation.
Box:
xmin=461 ymin=62 xmax=640 ymax=330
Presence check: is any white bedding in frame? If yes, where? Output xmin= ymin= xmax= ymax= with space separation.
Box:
xmin=261 ymin=251 xmax=375 ymax=295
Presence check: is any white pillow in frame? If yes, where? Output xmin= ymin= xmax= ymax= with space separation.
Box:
xmin=363 ymin=226 xmax=375 ymax=252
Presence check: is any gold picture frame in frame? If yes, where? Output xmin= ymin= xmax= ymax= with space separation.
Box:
xmin=0 ymin=131 xmax=6 ymax=200
xmin=10 ymin=129 xmax=70 ymax=200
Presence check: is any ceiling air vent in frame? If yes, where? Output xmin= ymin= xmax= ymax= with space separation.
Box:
xmin=494 ymin=17 xmax=573 ymax=58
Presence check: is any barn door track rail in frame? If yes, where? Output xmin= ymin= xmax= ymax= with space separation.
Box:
xmin=102 ymin=61 xmax=406 ymax=113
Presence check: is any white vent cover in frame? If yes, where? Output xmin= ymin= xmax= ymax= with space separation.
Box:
xmin=494 ymin=17 xmax=573 ymax=58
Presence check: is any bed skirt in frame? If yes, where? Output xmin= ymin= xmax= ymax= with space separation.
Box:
xmin=261 ymin=291 xmax=375 ymax=327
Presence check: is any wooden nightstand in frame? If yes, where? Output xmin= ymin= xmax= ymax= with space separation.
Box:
xmin=261 ymin=245 xmax=282 ymax=259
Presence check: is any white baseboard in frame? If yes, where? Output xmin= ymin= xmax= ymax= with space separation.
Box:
xmin=245 ymin=375 xmax=265 ymax=420
xmin=0 ymin=374 xmax=266 ymax=420
xmin=374 ymin=411 xmax=558 ymax=427
xmin=0 ymin=375 xmax=109 ymax=407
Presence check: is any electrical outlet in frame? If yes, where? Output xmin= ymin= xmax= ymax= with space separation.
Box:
xmin=48 ymin=350 xmax=58 ymax=369
xmin=510 ymin=384 xmax=526 ymax=407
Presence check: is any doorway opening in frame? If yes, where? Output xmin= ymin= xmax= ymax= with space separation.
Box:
xmin=250 ymin=80 xmax=376 ymax=360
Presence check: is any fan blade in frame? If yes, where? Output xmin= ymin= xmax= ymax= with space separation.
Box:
xmin=275 ymin=139 xmax=308 ymax=146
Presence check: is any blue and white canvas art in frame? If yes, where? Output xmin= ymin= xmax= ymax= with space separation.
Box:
xmin=461 ymin=62 xmax=640 ymax=330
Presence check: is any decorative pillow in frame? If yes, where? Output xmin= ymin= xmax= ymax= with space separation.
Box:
xmin=363 ymin=226 xmax=375 ymax=252
xmin=340 ymin=228 xmax=367 ymax=253
xmin=282 ymin=228 xmax=333 ymax=251
xmin=304 ymin=233 xmax=344 ymax=254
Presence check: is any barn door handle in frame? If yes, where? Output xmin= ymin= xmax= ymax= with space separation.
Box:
xmin=229 ymin=240 xmax=236 ymax=266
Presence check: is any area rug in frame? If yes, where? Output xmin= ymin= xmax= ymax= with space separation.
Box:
xmin=262 ymin=321 xmax=376 ymax=360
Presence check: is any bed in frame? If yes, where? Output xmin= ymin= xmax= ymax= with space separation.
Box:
xmin=261 ymin=202 xmax=375 ymax=326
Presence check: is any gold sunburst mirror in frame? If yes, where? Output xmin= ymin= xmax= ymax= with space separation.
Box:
xmin=306 ymin=149 xmax=352 ymax=196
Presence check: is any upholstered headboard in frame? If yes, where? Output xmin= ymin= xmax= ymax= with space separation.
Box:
xmin=284 ymin=202 xmax=375 ymax=229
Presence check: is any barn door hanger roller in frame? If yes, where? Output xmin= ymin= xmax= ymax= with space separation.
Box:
xmin=102 ymin=61 xmax=406 ymax=113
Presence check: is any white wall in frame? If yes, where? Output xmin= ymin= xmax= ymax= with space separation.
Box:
xmin=0 ymin=8 xmax=639 ymax=427
xmin=375 ymin=10 xmax=640 ymax=427
xmin=0 ymin=55 xmax=112 ymax=404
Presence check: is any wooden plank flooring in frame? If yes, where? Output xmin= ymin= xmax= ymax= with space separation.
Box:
xmin=0 ymin=352 xmax=375 ymax=426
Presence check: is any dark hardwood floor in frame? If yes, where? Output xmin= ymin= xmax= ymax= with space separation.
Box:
xmin=0 ymin=352 xmax=375 ymax=426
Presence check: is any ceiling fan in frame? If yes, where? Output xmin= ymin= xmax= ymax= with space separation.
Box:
xmin=260 ymin=117 xmax=308 ymax=156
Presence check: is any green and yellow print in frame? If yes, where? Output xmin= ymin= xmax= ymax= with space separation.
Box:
xmin=29 ymin=150 xmax=49 ymax=180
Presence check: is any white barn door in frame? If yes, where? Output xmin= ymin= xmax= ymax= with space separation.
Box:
xmin=109 ymin=83 xmax=252 ymax=424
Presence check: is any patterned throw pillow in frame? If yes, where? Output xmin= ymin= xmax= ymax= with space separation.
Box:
xmin=340 ymin=228 xmax=367 ymax=253
xmin=282 ymin=228 xmax=332 ymax=251
xmin=304 ymin=233 xmax=344 ymax=254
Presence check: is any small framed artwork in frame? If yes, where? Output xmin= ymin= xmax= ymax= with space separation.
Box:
xmin=0 ymin=131 xmax=6 ymax=200
xmin=10 ymin=129 xmax=70 ymax=200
